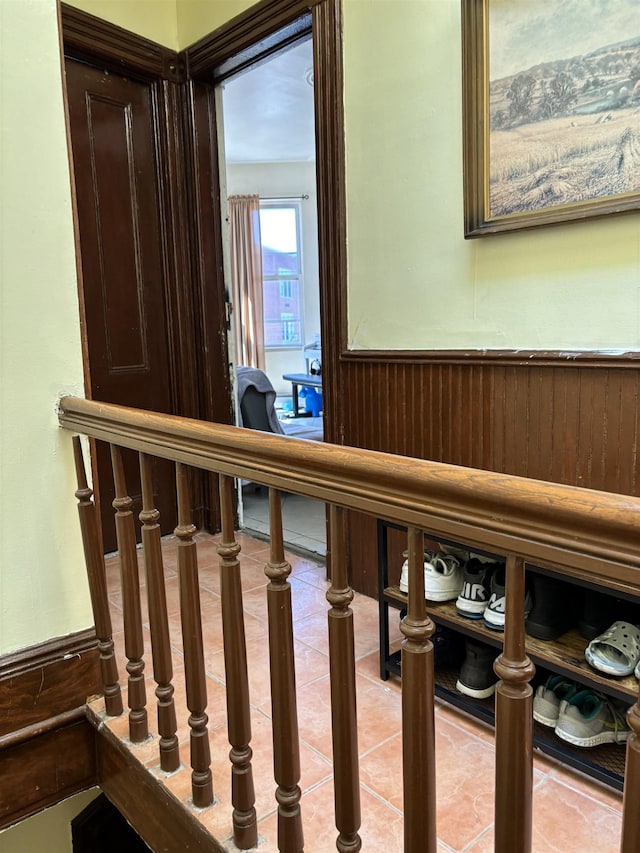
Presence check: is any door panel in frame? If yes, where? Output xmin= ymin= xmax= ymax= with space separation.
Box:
xmin=66 ymin=60 xmax=177 ymax=551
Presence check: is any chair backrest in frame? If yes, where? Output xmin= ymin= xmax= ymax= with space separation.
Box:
xmin=236 ymin=366 xmax=323 ymax=441
xmin=236 ymin=366 xmax=285 ymax=435
xmin=240 ymin=385 xmax=275 ymax=432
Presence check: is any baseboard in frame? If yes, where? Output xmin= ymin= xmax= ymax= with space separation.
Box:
xmin=0 ymin=629 xmax=101 ymax=830
xmin=0 ymin=628 xmax=100 ymax=735
xmin=0 ymin=717 xmax=97 ymax=830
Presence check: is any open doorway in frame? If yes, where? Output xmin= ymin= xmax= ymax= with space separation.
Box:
xmin=218 ymin=38 xmax=326 ymax=558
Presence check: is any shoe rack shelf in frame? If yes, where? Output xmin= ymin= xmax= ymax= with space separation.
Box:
xmin=384 ymin=587 xmax=639 ymax=703
xmin=377 ymin=521 xmax=635 ymax=791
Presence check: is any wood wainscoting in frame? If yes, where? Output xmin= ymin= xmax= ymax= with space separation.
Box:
xmin=339 ymin=351 xmax=640 ymax=597
xmin=0 ymin=630 xmax=100 ymax=830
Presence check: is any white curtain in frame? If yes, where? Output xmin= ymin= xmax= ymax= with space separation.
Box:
xmin=228 ymin=194 xmax=265 ymax=369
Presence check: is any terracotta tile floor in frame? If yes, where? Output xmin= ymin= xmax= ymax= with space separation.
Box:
xmin=98 ymin=532 xmax=624 ymax=852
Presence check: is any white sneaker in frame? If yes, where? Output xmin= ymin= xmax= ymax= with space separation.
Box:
xmin=399 ymin=552 xmax=463 ymax=602
xmin=533 ymin=675 xmax=578 ymax=728
xmin=398 ymin=550 xmax=435 ymax=594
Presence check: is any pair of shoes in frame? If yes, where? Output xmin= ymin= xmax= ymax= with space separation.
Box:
xmin=456 ymin=638 xmax=499 ymax=699
xmin=533 ymin=675 xmax=579 ymax=727
xmin=398 ymin=550 xmax=463 ymax=602
xmin=482 ymin=566 xmax=532 ymax=631
xmin=585 ymin=621 xmax=640 ymax=677
xmin=555 ymin=690 xmax=631 ymax=748
xmin=525 ymin=572 xmax=574 ymax=640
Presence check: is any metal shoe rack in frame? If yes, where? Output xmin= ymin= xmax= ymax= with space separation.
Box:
xmin=377 ymin=520 xmax=636 ymax=791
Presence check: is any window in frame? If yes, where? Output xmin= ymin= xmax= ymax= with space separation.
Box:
xmin=259 ymin=202 xmax=303 ymax=348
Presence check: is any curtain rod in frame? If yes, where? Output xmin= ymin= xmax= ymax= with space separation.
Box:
xmin=260 ymin=194 xmax=310 ymax=201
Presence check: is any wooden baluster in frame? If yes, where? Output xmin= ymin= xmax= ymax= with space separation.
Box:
xmin=111 ymin=444 xmax=148 ymax=742
xmin=265 ymin=488 xmax=303 ymax=853
xmin=139 ymin=452 xmax=180 ymax=772
xmin=400 ymin=527 xmax=437 ymax=853
xmin=493 ymin=554 xmax=535 ymax=853
xmin=175 ymin=462 xmax=213 ymax=807
xmin=217 ymin=475 xmax=257 ymax=848
xmin=621 ymin=702 xmax=640 ymax=853
xmin=72 ymin=437 xmax=123 ymax=717
xmin=326 ymin=504 xmax=361 ymax=853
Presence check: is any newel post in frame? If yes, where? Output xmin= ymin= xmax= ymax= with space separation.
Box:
xmin=493 ymin=554 xmax=535 ymax=853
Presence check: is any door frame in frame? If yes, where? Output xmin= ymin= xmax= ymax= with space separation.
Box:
xmin=61 ymin=4 xmax=222 ymax=532
xmin=183 ymin=0 xmax=347 ymax=448
xmin=60 ymin=0 xmax=347 ymax=535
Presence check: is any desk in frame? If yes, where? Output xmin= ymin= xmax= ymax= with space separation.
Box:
xmin=282 ymin=373 xmax=322 ymax=417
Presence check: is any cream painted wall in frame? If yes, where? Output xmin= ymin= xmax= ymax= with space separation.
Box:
xmin=343 ymin=0 xmax=640 ymax=350
xmin=0 ymin=789 xmax=99 ymax=852
xmin=0 ymin=0 xmax=92 ymax=654
xmin=226 ymin=162 xmax=321 ymax=395
xmin=66 ymin=0 xmax=179 ymax=49
xmin=178 ymin=0 xmax=640 ymax=351
xmin=177 ymin=0 xmax=254 ymax=49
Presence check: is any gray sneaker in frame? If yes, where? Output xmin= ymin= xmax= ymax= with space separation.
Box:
xmin=555 ymin=690 xmax=631 ymax=748
xmin=532 ymin=675 xmax=578 ymax=728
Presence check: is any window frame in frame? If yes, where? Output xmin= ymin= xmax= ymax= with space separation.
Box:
xmin=259 ymin=199 xmax=304 ymax=351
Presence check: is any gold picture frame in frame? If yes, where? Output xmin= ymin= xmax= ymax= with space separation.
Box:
xmin=462 ymin=0 xmax=640 ymax=237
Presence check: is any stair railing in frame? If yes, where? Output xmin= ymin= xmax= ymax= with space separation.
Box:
xmin=60 ymin=396 xmax=640 ymax=853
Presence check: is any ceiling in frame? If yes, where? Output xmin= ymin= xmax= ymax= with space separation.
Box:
xmin=220 ymin=38 xmax=316 ymax=164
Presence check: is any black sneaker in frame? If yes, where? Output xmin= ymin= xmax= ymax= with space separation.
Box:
xmin=456 ymin=638 xmax=499 ymax=699
xmin=483 ymin=566 xmax=532 ymax=631
xmin=578 ymin=588 xmax=617 ymax=640
xmin=455 ymin=558 xmax=497 ymax=619
xmin=431 ymin=624 xmax=465 ymax=668
xmin=525 ymin=572 xmax=573 ymax=640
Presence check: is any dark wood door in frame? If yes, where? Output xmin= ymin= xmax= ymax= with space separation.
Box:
xmin=66 ymin=59 xmax=177 ymax=551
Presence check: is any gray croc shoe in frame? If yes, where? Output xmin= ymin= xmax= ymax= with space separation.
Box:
xmin=585 ymin=621 xmax=640 ymax=677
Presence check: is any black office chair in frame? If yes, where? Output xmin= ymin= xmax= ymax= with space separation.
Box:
xmin=239 ymin=384 xmax=281 ymax=433
xmin=236 ymin=366 xmax=323 ymax=441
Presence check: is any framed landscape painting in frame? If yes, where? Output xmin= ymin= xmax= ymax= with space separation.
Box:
xmin=462 ymin=0 xmax=640 ymax=237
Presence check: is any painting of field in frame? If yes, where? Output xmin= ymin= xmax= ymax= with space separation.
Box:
xmin=488 ymin=0 xmax=640 ymax=218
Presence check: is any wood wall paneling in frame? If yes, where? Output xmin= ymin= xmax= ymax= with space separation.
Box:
xmin=341 ymin=356 xmax=640 ymax=597
xmin=0 ymin=629 xmax=100 ymax=736
xmin=0 ymin=631 xmax=100 ymax=830
xmin=0 ymin=720 xmax=97 ymax=830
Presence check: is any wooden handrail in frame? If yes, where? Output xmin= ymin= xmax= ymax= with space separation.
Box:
xmin=59 ymin=396 xmax=640 ymax=593
xmin=62 ymin=396 xmax=640 ymax=853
